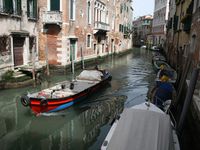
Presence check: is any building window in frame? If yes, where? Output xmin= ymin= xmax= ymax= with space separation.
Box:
xmin=29 ymin=37 xmax=36 ymax=53
xmin=87 ymin=1 xmax=91 ymax=24
xmin=27 ymin=0 xmax=37 ymax=19
xmin=87 ymin=34 xmax=91 ymax=48
xmin=94 ymin=44 xmax=96 ymax=52
xmin=0 ymin=36 xmax=10 ymax=56
xmin=120 ymin=4 xmax=123 ymax=13
xmin=13 ymin=0 xmax=21 ymax=15
xmin=0 ymin=0 xmax=4 ymax=13
xmin=1 ymin=0 xmax=21 ymax=15
xmin=50 ymin=0 xmax=60 ymax=11
xmin=70 ymin=0 xmax=75 ymax=20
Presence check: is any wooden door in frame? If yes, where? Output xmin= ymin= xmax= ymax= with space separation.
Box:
xmin=13 ymin=37 xmax=25 ymax=66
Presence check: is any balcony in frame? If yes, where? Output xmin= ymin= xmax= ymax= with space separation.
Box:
xmin=42 ymin=11 xmax=62 ymax=27
xmin=93 ymin=21 xmax=110 ymax=34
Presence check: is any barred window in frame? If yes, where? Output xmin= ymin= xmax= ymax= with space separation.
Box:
xmin=27 ymin=0 xmax=37 ymax=19
xmin=0 ymin=0 xmax=21 ymax=15
xmin=0 ymin=36 xmax=10 ymax=56
xmin=87 ymin=34 xmax=91 ymax=48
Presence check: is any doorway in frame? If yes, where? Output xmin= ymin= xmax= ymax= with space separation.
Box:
xmin=13 ymin=37 xmax=25 ymax=66
xmin=70 ymin=39 xmax=76 ymax=61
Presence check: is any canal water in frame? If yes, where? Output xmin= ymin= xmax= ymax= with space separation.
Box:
xmin=0 ymin=48 xmax=156 ymax=150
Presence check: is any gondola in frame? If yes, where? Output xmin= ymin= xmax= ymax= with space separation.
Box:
xmin=21 ymin=69 xmax=112 ymax=115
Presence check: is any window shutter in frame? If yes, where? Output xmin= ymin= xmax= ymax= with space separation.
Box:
xmin=33 ymin=0 xmax=37 ymax=18
xmin=50 ymin=0 xmax=60 ymax=11
xmin=4 ymin=0 xmax=13 ymax=14
xmin=173 ymin=15 xmax=178 ymax=31
xmin=17 ymin=0 xmax=21 ymax=15
xmin=27 ymin=0 xmax=30 ymax=17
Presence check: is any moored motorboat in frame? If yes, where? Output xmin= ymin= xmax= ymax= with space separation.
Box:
xmin=101 ymin=102 xmax=180 ymax=150
xmin=153 ymin=60 xmax=172 ymax=72
xmin=152 ymin=53 xmax=166 ymax=62
xmin=140 ymin=45 xmax=147 ymax=49
xmin=21 ymin=69 xmax=112 ymax=115
xmin=155 ymin=64 xmax=177 ymax=84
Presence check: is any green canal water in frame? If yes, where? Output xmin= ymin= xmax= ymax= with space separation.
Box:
xmin=0 ymin=48 xmax=156 ymax=150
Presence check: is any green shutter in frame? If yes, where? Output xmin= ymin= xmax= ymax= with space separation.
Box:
xmin=4 ymin=0 xmax=13 ymax=14
xmin=50 ymin=0 xmax=60 ymax=11
xmin=33 ymin=0 xmax=37 ymax=18
xmin=27 ymin=0 xmax=30 ymax=17
xmin=27 ymin=0 xmax=37 ymax=19
xmin=17 ymin=0 xmax=21 ymax=15
xmin=173 ymin=16 xmax=178 ymax=31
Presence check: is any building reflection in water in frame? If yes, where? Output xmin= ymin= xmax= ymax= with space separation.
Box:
xmin=0 ymin=95 xmax=126 ymax=150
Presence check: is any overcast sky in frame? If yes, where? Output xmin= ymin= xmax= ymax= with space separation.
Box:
xmin=132 ymin=0 xmax=155 ymax=19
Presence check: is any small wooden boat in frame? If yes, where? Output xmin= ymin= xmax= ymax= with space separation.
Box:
xmin=140 ymin=45 xmax=147 ymax=49
xmin=154 ymin=61 xmax=177 ymax=84
xmin=152 ymin=52 xmax=166 ymax=62
xmin=153 ymin=60 xmax=172 ymax=72
xmin=21 ymin=69 xmax=112 ymax=115
xmin=150 ymin=45 xmax=160 ymax=51
xmin=101 ymin=102 xmax=180 ymax=150
xmin=156 ymin=73 xmax=177 ymax=84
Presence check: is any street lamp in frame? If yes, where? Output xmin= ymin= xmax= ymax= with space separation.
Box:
xmin=43 ymin=28 xmax=50 ymax=76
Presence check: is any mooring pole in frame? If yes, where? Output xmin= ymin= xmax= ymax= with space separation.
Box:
xmin=81 ymin=46 xmax=85 ymax=69
xmin=177 ymin=68 xmax=199 ymax=134
xmin=44 ymin=28 xmax=50 ymax=76
xmin=71 ymin=45 xmax=75 ymax=80
xmin=32 ymin=37 xmax=36 ymax=87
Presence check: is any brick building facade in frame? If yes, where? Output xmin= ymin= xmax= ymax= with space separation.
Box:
xmin=38 ymin=0 xmax=133 ymax=66
xmin=166 ymin=0 xmax=194 ymax=71
xmin=133 ymin=15 xmax=153 ymax=47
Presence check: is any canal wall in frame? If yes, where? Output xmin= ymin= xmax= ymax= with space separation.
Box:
xmin=0 ymin=48 xmax=133 ymax=89
xmin=48 ymin=48 xmax=133 ymax=74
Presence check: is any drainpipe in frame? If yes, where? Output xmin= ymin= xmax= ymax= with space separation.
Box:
xmin=71 ymin=45 xmax=75 ymax=79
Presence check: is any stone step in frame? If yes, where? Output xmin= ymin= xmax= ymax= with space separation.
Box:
xmin=13 ymin=74 xmax=26 ymax=78
xmin=13 ymin=70 xmax=26 ymax=78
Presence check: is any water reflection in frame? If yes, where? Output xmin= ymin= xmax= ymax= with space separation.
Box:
xmin=0 ymin=95 xmax=126 ymax=150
